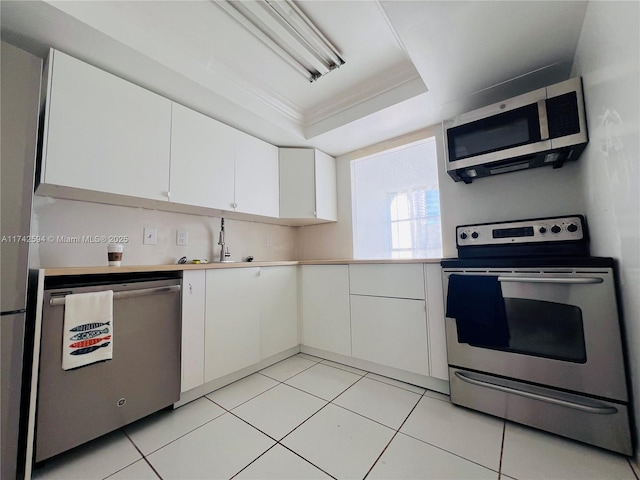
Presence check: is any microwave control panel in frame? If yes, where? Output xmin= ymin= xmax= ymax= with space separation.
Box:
xmin=457 ymin=215 xmax=586 ymax=247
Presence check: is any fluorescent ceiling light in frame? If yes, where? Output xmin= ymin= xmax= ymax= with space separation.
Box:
xmin=216 ymin=0 xmax=346 ymax=82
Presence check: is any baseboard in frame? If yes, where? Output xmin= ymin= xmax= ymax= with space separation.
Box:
xmin=300 ymin=346 xmax=450 ymax=395
xmin=174 ymin=346 xmax=300 ymax=408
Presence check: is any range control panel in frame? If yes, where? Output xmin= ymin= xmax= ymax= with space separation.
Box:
xmin=457 ymin=215 xmax=586 ymax=247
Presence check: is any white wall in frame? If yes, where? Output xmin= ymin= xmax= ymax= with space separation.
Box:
xmin=30 ymin=196 xmax=297 ymax=268
xmin=571 ymin=0 xmax=640 ymax=463
xmin=436 ymin=125 xmax=586 ymax=258
xmin=299 ymin=121 xmax=585 ymax=260
xmin=297 ymin=151 xmax=354 ymax=260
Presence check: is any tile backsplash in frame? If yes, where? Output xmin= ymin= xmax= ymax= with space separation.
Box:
xmin=29 ymin=196 xmax=298 ymax=268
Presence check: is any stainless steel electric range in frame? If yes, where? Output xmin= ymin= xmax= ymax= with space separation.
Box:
xmin=441 ymin=214 xmax=632 ymax=455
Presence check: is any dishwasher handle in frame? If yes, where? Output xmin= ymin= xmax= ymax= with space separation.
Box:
xmin=49 ymin=285 xmax=181 ymax=306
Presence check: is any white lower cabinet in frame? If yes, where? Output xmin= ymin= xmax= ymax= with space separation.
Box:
xmin=196 ymin=266 xmax=298 ymax=385
xmin=259 ymin=266 xmax=298 ymax=359
xmin=350 ymin=295 xmax=429 ymax=376
xmin=301 ymin=265 xmax=351 ymax=356
xmin=204 ymin=268 xmax=261 ymax=382
xmin=180 ymin=263 xmax=447 ymax=395
xmin=425 ymin=264 xmax=448 ymax=380
xmin=349 ymin=263 xmax=430 ymax=376
xmin=181 ymin=270 xmax=206 ymax=392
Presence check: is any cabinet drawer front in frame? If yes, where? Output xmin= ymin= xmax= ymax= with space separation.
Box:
xmin=351 ymin=295 xmax=429 ymax=376
xmin=350 ymin=264 xmax=425 ymax=299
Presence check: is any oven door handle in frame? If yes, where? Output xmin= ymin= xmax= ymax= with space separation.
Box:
xmin=497 ymin=276 xmax=603 ymax=285
xmin=454 ymin=371 xmax=618 ymax=415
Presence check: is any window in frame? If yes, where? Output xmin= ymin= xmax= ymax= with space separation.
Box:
xmin=389 ymin=187 xmax=441 ymax=258
xmin=351 ymin=137 xmax=442 ymax=259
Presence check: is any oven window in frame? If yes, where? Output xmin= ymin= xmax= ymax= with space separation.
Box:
xmin=502 ymin=298 xmax=586 ymax=363
xmin=446 ymin=274 xmax=587 ymax=363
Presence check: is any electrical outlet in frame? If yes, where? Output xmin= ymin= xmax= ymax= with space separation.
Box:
xmin=176 ymin=229 xmax=188 ymax=246
xmin=266 ymin=235 xmax=273 ymax=247
xmin=143 ymin=227 xmax=157 ymax=245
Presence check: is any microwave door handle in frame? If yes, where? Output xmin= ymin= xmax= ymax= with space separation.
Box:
xmin=497 ymin=276 xmax=603 ymax=285
xmin=538 ymin=100 xmax=549 ymax=140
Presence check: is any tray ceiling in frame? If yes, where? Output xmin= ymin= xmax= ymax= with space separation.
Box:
xmin=1 ymin=1 xmax=588 ymax=156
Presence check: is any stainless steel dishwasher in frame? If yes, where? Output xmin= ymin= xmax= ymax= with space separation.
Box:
xmin=35 ymin=272 xmax=181 ymax=463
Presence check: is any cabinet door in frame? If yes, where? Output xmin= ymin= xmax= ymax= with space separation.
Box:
xmin=301 ymin=265 xmax=351 ymax=356
xmin=204 ymin=268 xmax=260 ymax=382
xmin=235 ymin=133 xmax=279 ymax=217
xmin=351 ymin=295 xmax=429 ymax=376
xmin=181 ymin=270 xmax=206 ymax=392
xmin=260 ymin=266 xmax=298 ymax=359
xmin=425 ymin=264 xmax=448 ymax=380
xmin=43 ymin=49 xmax=171 ymax=201
xmin=170 ymin=103 xmax=236 ymax=210
xmin=279 ymin=148 xmax=316 ymax=219
xmin=314 ymin=150 xmax=337 ymax=221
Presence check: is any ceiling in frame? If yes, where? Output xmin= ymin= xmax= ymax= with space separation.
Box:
xmin=1 ymin=1 xmax=588 ymax=156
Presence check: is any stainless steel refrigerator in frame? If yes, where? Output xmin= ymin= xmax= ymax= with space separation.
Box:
xmin=1 ymin=41 xmax=42 ymax=480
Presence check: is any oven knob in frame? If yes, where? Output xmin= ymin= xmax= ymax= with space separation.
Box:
xmin=551 ymin=225 xmax=562 ymax=234
xmin=539 ymin=227 xmax=547 ymax=234
xmin=471 ymin=231 xmax=479 ymax=239
xmin=460 ymin=232 xmax=468 ymax=240
xmin=567 ymin=223 xmax=578 ymax=233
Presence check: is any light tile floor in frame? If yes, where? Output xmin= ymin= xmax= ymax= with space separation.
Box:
xmin=32 ymin=353 xmax=638 ymax=480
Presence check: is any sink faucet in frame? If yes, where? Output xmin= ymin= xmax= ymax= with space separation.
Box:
xmin=218 ymin=218 xmax=231 ymax=262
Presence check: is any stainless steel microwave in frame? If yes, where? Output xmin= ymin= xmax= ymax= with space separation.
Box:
xmin=444 ymin=77 xmax=588 ymax=183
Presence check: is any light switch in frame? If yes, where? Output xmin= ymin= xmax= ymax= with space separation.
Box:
xmin=144 ymin=227 xmax=157 ymax=245
xmin=177 ymin=229 xmax=188 ymax=246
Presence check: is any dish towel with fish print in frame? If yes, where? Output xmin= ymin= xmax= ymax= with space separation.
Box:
xmin=62 ymin=290 xmax=114 ymax=370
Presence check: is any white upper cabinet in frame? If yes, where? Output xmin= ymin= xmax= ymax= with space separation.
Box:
xmin=41 ymin=49 xmax=171 ymax=201
xmin=170 ymin=103 xmax=236 ymax=210
xmin=171 ymin=103 xmax=279 ymax=217
xmin=235 ymin=132 xmax=279 ymax=218
xmin=314 ymin=150 xmax=338 ymax=222
xmin=279 ymin=148 xmax=338 ymax=224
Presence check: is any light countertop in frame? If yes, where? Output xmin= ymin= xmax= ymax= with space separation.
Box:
xmin=40 ymin=258 xmax=443 ymax=276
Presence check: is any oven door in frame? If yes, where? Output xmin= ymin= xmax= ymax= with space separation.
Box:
xmin=443 ymin=268 xmax=628 ymax=402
